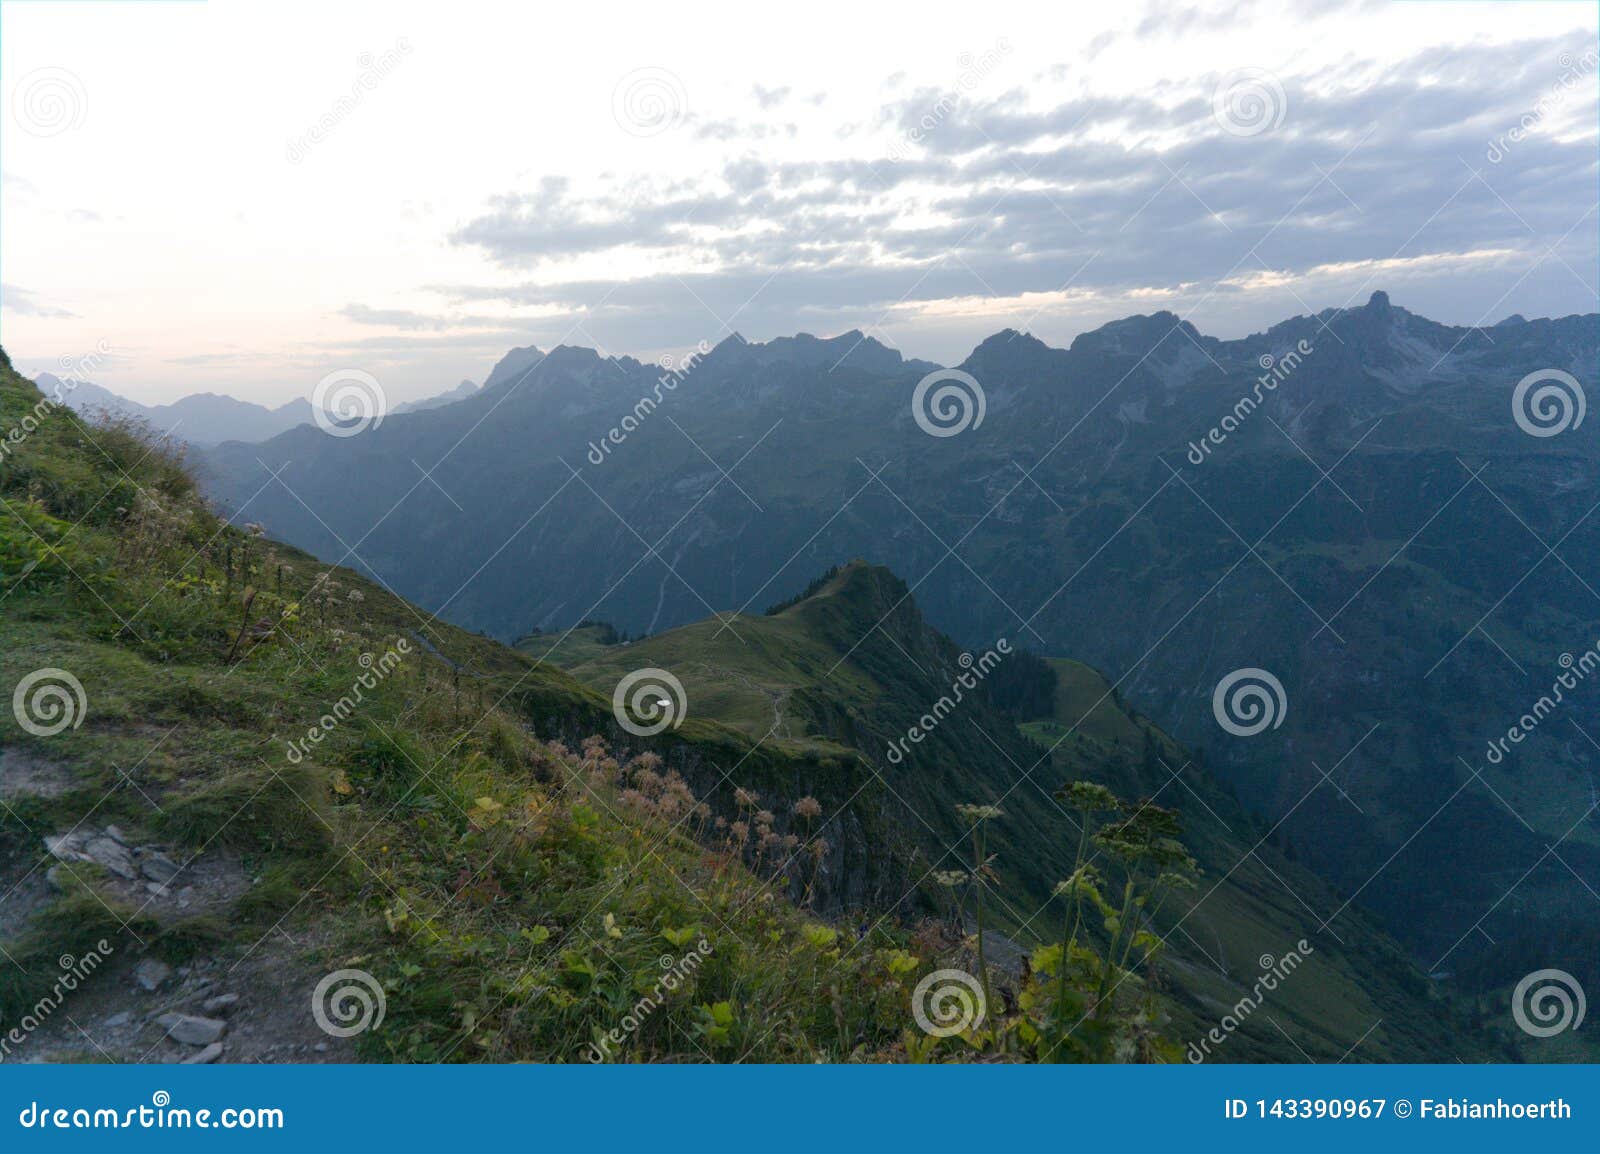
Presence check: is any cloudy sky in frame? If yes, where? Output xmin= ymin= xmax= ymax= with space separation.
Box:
xmin=2 ymin=0 xmax=1596 ymax=406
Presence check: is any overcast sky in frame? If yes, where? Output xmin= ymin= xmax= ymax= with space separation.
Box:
xmin=2 ymin=0 xmax=1596 ymax=406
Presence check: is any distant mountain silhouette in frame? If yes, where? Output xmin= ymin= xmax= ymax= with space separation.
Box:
xmin=43 ymin=373 xmax=481 ymax=446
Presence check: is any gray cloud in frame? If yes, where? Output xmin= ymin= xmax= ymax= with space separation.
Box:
xmin=438 ymin=33 xmax=1596 ymax=361
xmin=1 ymin=284 xmax=79 ymax=319
xmin=752 ymin=84 xmax=792 ymax=109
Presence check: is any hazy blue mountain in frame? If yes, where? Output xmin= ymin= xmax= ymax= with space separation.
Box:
xmin=482 ymin=345 xmax=545 ymax=391
xmin=44 ymin=373 xmax=483 ymax=445
xmin=197 ymin=296 xmax=1600 ymax=991
xmin=394 ymin=378 xmax=480 ymax=414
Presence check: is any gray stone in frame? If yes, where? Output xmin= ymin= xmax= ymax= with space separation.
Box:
xmin=176 ymin=887 xmax=195 ymax=909
xmin=102 ymin=1011 xmax=132 ymax=1029
xmin=82 ymin=837 xmax=137 ymax=880
xmin=134 ymin=957 xmax=173 ymax=992
xmin=139 ymin=851 xmax=181 ymax=884
xmin=313 ymin=1042 xmax=328 ymax=1053
xmin=157 ymin=1013 xmax=227 ymax=1046
xmin=182 ymin=1042 xmax=224 ymax=1064
xmin=201 ymin=993 xmax=240 ymax=1016
xmin=103 ymin=825 xmax=130 ymax=846
xmin=44 ymin=832 xmax=90 ymax=863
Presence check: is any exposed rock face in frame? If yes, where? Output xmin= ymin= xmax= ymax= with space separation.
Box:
xmin=82 ymin=837 xmax=138 ymax=879
xmin=44 ymin=827 xmax=167 ymax=882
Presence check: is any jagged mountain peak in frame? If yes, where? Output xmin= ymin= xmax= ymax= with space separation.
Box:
xmin=1070 ymin=309 xmax=1202 ymax=355
xmin=702 ymin=328 xmax=923 ymax=376
xmin=481 ymin=343 xmax=546 ymax=391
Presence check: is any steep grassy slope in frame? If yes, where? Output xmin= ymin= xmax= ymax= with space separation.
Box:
xmin=530 ymin=563 xmax=1510 ymax=1062
xmin=0 ymin=353 xmax=953 ymax=1063
xmin=3 ymin=352 xmax=1290 ymax=1065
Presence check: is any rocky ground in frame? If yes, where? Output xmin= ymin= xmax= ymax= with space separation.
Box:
xmin=2 ymin=753 xmax=360 ymax=1065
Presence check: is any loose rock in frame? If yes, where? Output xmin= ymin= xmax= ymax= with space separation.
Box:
xmin=82 ymin=836 xmax=138 ymax=880
xmin=202 ymin=993 xmax=240 ymax=1016
xmin=182 ymin=1042 xmax=224 ymax=1065
xmin=134 ymin=957 xmax=173 ymax=992
xmin=139 ymin=851 xmax=181 ymax=884
xmin=157 ymin=1014 xmax=227 ymax=1046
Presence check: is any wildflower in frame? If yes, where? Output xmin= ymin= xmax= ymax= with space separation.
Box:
xmin=794 ymin=796 xmax=822 ymax=820
xmin=1054 ymin=781 xmax=1120 ymax=815
xmin=955 ymin=803 xmax=1005 ymax=823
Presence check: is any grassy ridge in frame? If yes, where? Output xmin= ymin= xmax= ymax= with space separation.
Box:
xmin=542 ymin=572 xmax=1510 ymax=1062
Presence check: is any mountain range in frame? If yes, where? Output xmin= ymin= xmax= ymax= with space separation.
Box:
xmin=41 ymin=373 xmax=483 ymax=447
xmin=194 ymin=292 xmax=1600 ymax=1004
